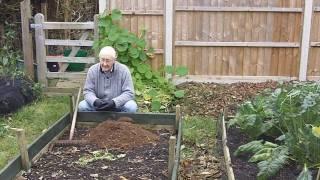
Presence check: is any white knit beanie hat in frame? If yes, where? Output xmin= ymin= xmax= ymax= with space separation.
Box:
xmin=99 ymin=46 xmax=117 ymax=60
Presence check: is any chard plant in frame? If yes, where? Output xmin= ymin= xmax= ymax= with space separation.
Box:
xmin=229 ymin=82 xmax=320 ymax=179
xmin=94 ymin=9 xmax=187 ymax=112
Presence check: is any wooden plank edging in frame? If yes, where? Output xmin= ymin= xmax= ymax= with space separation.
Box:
xmin=0 ymin=113 xmax=70 ymax=180
xmin=221 ymin=113 xmax=235 ymax=180
xmin=171 ymin=114 xmax=183 ymax=180
xmin=0 ymin=112 xmax=178 ymax=179
xmin=77 ymin=111 xmax=176 ymax=125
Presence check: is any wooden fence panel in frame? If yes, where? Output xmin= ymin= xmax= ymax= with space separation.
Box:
xmin=308 ymin=1 xmax=320 ymax=77
xmin=174 ymin=0 xmax=302 ymax=77
xmin=32 ymin=0 xmax=320 ymax=84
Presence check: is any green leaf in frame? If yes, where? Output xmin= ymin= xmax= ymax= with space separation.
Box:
xmin=129 ymin=48 xmax=139 ymax=59
xmin=174 ymin=90 xmax=184 ymax=98
xmin=135 ymin=90 xmax=142 ymax=96
xmin=108 ymin=31 xmax=119 ymax=42
xmin=257 ymin=146 xmax=289 ymax=179
xmin=111 ymin=9 xmax=122 ymax=21
xmin=234 ymin=140 xmax=264 ymax=156
xmin=2 ymin=57 xmax=8 ymax=65
xmin=98 ymin=18 xmax=112 ymax=27
xmin=136 ymin=39 xmax=146 ymax=48
xmin=151 ymin=101 xmax=161 ymax=111
xmin=115 ymin=42 xmax=128 ymax=52
xmin=297 ymin=164 xmax=312 ymax=180
xmin=137 ymin=64 xmax=147 ymax=74
xmin=144 ymin=71 xmax=153 ymax=79
xmin=139 ymin=52 xmax=147 ymax=61
xmin=175 ymin=66 xmax=188 ymax=76
xmin=148 ymin=89 xmax=158 ymax=97
xmin=118 ymin=55 xmax=129 ymax=63
xmin=165 ymin=66 xmax=174 ymax=74
xmin=249 ymin=152 xmax=272 ymax=163
xmin=134 ymin=73 xmax=142 ymax=80
xmin=131 ymin=59 xmax=140 ymax=67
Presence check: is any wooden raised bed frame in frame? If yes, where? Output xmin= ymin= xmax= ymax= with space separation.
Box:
xmin=0 ymin=109 xmax=183 ymax=180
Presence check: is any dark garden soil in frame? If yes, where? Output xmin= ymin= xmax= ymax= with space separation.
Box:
xmin=23 ymin=119 xmax=171 ymax=179
xmin=227 ymin=127 xmax=318 ymax=180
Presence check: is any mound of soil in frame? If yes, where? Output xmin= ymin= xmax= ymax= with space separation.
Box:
xmin=0 ymin=76 xmax=36 ymax=115
xmin=23 ymin=127 xmax=170 ymax=179
xmin=87 ymin=118 xmax=159 ymax=150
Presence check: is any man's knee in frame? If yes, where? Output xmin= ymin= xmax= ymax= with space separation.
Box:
xmin=78 ymin=100 xmax=94 ymax=111
xmin=123 ymin=100 xmax=138 ymax=112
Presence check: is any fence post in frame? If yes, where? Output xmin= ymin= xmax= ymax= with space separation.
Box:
xmin=99 ymin=0 xmax=110 ymax=13
xmin=164 ymin=0 xmax=174 ymax=76
xmin=94 ymin=14 xmax=100 ymax=59
xmin=299 ymin=0 xmax=314 ymax=81
xmin=20 ymin=0 xmax=34 ymax=80
xmin=34 ymin=13 xmax=48 ymax=87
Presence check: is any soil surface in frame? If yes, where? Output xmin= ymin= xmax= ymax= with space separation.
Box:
xmin=174 ymin=81 xmax=286 ymax=180
xmin=23 ymin=119 xmax=171 ymax=179
xmin=227 ymin=127 xmax=317 ymax=180
xmin=87 ymin=117 xmax=159 ymax=150
xmin=175 ymin=81 xmax=279 ymax=117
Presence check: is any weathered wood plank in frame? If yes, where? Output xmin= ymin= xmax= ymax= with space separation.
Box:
xmin=176 ymin=6 xmax=303 ymax=12
xmin=121 ymin=10 xmax=163 ymax=15
xmin=42 ymin=22 xmax=94 ymax=29
xmin=46 ymin=57 xmax=96 ymax=63
xmin=77 ymin=112 xmax=176 ymax=125
xmin=59 ymin=31 xmax=90 ymax=72
xmin=34 ymin=13 xmax=47 ymax=87
xmin=0 ymin=114 xmax=70 ymax=180
xmin=47 ymin=72 xmax=87 ymax=79
xmin=175 ymin=41 xmax=300 ymax=47
xmin=299 ymin=0 xmax=314 ymax=81
xmin=165 ymin=0 xmax=174 ymax=69
xmin=20 ymin=0 xmax=35 ymax=80
xmin=45 ymin=39 xmax=94 ymax=46
xmin=221 ymin=114 xmax=235 ymax=180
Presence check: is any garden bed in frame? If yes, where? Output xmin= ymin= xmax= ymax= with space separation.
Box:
xmin=220 ymin=116 xmax=318 ymax=180
xmin=23 ymin=121 xmax=171 ymax=179
xmin=0 ymin=111 xmax=181 ymax=180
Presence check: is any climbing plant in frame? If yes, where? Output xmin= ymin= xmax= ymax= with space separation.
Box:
xmin=94 ymin=9 xmax=187 ymax=112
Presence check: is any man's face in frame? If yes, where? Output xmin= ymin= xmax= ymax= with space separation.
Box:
xmin=100 ymin=57 xmax=115 ymax=72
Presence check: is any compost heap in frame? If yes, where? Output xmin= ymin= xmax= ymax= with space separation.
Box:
xmin=0 ymin=76 xmax=36 ymax=115
xmin=87 ymin=117 xmax=159 ymax=150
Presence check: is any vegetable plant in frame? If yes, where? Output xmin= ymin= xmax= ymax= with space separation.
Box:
xmin=229 ymin=82 xmax=320 ymax=179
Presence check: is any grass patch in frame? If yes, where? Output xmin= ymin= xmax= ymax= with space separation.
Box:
xmin=0 ymin=96 xmax=69 ymax=169
xmin=181 ymin=116 xmax=216 ymax=159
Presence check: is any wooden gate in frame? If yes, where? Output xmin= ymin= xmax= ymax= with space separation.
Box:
xmin=32 ymin=13 xmax=98 ymax=93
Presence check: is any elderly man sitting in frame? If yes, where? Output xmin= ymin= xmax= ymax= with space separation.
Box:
xmin=78 ymin=46 xmax=137 ymax=112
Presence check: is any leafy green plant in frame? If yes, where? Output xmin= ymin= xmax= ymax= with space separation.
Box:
xmin=229 ymin=82 xmax=320 ymax=179
xmin=0 ymin=22 xmax=21 ymax=76
xmin=235 ymin=140 xmax=289 ymax=179
xmin=94 ymin=9 xmax=188 ymax=112
xmin=297 ymin=164 xmax=312 ymax=180
xmin=0 ymin=124 xmax=9 ymax=137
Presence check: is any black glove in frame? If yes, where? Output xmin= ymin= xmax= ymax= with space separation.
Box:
xmin=96 ymin=100 xmax=115 ymax=111
xmin=93 ymin=99 xmax=104 ymax=108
